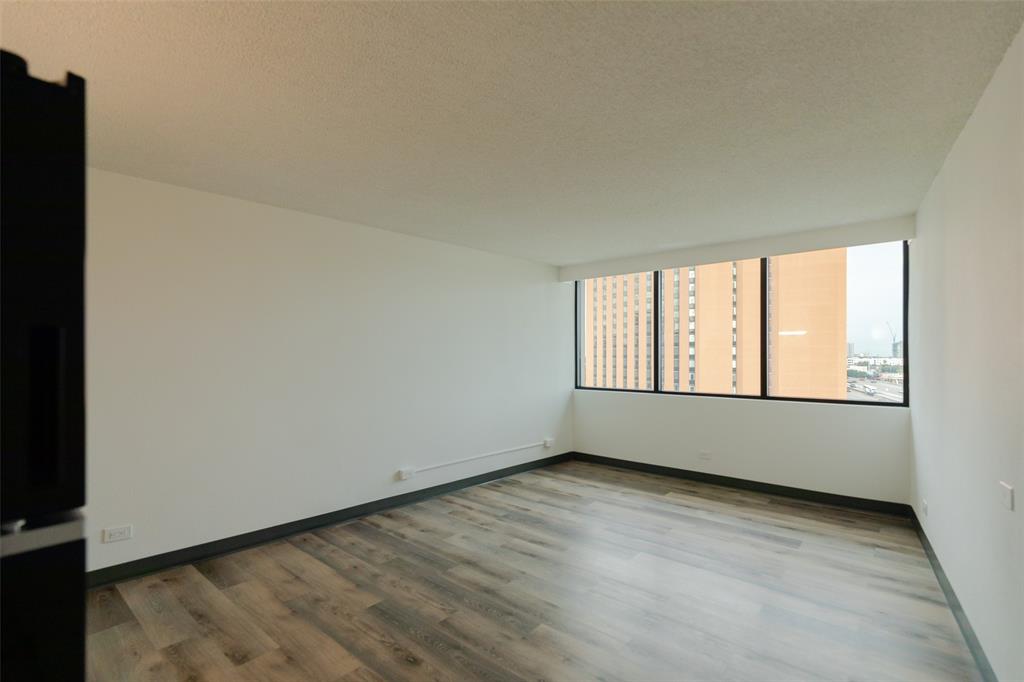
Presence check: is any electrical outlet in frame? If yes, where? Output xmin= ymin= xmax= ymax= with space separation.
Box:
xmin=397 ymin=467 xmax=416 ymax=481
xmin=543 ymin=438 xmax=554 ymax=449
xmin=102 ymin=525 xmax=133 ymax=543
xmin=698 ymin=451 xmax=712 ymax=461
xmin=999 ymin=481 xmax=1014 ymax=511
xmin=922 ymin=499 xmax=928 ymax=517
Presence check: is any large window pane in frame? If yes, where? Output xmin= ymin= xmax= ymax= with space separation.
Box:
xmin=659 ymin=259 xmax=760 ymax=395
xmin=578 ymin=272 xmax=654 ymax=390
xmin=767 ymin=242 xmax=904 ymax=402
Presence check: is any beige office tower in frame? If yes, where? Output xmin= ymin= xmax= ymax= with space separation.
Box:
xmin=581 ymin=249 xmax=847 ymax=398
xmin=581 ymin=273 xmax=654 ymax=390
xmin=767 ymin=248 xmax=847 ymax=399
xmin=581 ymin=260 xmax=761 ymax=394
xmin=661 ymin=259 xmax=760 ymax=394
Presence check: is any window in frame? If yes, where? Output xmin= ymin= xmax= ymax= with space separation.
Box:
xmin=575 ymin=241 xmax=907 ymax=406
xmin=578 ymin=272 xmax=654 ymax=390
xmin=768 ymin=241 xmax=904 ymax=403
xmin=659 ymin=260 xmax=760 ymax=395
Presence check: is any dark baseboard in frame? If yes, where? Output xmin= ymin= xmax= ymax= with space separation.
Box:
xmin=910 ymin=512 xmax=996 ymax=682
xmin=86 ymin=452 xmax=572 ymax=588
xmin=90 ymin=450 xmax=910 ymax=587
xmin=570 ymin=452 xmax=913 ymax=517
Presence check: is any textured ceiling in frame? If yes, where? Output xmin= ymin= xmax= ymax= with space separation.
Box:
xmin=3 ymin=2 xmax=1022 ymax=266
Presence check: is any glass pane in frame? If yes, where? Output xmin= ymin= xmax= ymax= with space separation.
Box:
xmin=659 ymin=259 xmax=760 ymax=395
xmin=767 ymin=242 xmax=904 ymax=402
xmin=578 ymin=272 xmax=654 ymax=390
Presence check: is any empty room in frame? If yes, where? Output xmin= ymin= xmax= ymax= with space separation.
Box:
xmin=1 ymin=2 xmax=1022 ymax=681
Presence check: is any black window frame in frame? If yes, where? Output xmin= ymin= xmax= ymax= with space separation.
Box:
xmin=574 ymin=240 xmax=909 ymax=407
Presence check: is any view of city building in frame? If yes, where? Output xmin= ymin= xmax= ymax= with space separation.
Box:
xmin=767 ymin=247 xmax=848 ymax=399
xmin=579 ymin=242 xmax=905 ymax=403
xmin=842 ymin=240 xmax=905 ymax=402
xmin=580 ymin=273 xmax=654 ymax=390
xmin=661 ymin=259 xmax=760 ymax=394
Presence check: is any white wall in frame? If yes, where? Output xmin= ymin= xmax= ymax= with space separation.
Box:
xmin=910 ymin=28 xmax=1023 ymax=682
xmin=574 ymin=391 xmax=910 ymax=504
xmin=85 ymin=169 xmax=574 ymax=571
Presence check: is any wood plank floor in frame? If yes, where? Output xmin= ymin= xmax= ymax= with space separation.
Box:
xmin=87 ymin=461 xmax=979 ymax=681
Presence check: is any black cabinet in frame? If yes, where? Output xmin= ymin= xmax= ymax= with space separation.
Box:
xmin=1 ymin=50 xmax=86 ymax=523
xmin=1 ymin=535 xmax=86 ymax=680
xmin=1 ymin=49 xmax=87 ymax=682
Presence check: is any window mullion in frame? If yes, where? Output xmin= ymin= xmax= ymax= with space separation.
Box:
xmin=760 ymin=257 xmax=768 ymax=399
xmin=653 ymin=270 xmax=661 ymax=392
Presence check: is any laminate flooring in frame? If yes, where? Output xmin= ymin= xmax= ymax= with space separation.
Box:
xmin=86 ymin=460 xmax=979 ymax=681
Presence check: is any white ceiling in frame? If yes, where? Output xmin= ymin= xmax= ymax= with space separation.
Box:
xmin=3 ymin=2 xmax=1022 ymax=266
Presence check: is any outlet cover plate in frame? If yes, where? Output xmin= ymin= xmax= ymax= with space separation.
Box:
xmin=102 ymin=525 xmax=133 ymax=543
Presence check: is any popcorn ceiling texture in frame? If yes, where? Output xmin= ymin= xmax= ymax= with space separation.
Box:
xmin=2 ymin=1 xmax=1022 ymax=265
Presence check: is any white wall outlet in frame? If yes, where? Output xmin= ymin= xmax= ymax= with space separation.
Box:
xmin=397 ymin=467 xmax=416 ymax=481
xmin=999 ymin=481 xmax=1014 ymax=511
xmin=543 ymin=438 xmax=554 ymax=449
xmin=922 ymin=499 xmax=928 ymax=517
xmin=102 ymin=524 xmax=133 ymax=543
xmin=698 ymin=450 xmax=712 ymax=461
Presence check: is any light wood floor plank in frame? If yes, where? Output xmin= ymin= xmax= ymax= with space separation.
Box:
xmin=224 ymin=579 xmax=363 ymax=681
xmin=86 ymin=620 xmax=178 ymax=682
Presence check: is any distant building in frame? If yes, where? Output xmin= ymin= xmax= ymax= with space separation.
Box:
xmin=580 ymin=261 xmax=760 ymax=393
xmin=892 ymin=340 xmax=903 ymax=358
xmin=848 ymin=342 xmax=854 ymax=357
xmin=768 ymin=248 xmax=847 ymax=400
xmin=849 ymin=356 xmax=903 ymax=367
xmin=582 ymin=273 xmax=655 ymax=390
xmin=581 ymin=248 xmax=851 ymax=399
xmin=581 ymin=261 xmax=765 ymax=393
xmin=661 ymin=260 xmax=761 ymax=394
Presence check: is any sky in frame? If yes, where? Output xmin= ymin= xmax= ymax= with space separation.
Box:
xmin=846 ymin=241 xmax=903 ymax=357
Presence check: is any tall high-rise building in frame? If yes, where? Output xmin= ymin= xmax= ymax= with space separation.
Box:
xmin=581 ymin=273 xmax=654 ymax=390
xmin=767 ymin=248 xmax=847 ymax=399
xmin=580 ymin=260 xmax=760 ymax=394
xmin=848 ymin=342 xmax=855 ymax=357
xmin=660 ymin=260 xmax=760 ymax=394
xmin=580 ymin=250 xmax=848 ymax=399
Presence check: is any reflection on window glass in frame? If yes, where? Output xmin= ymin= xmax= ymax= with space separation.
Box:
xmin=578 ymin=272 xmax=654 ymax=390
xmin=660 ymin=259 xmax=760 ymax=395
xmin=767 ymin=241 xmax=904 ymax=402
